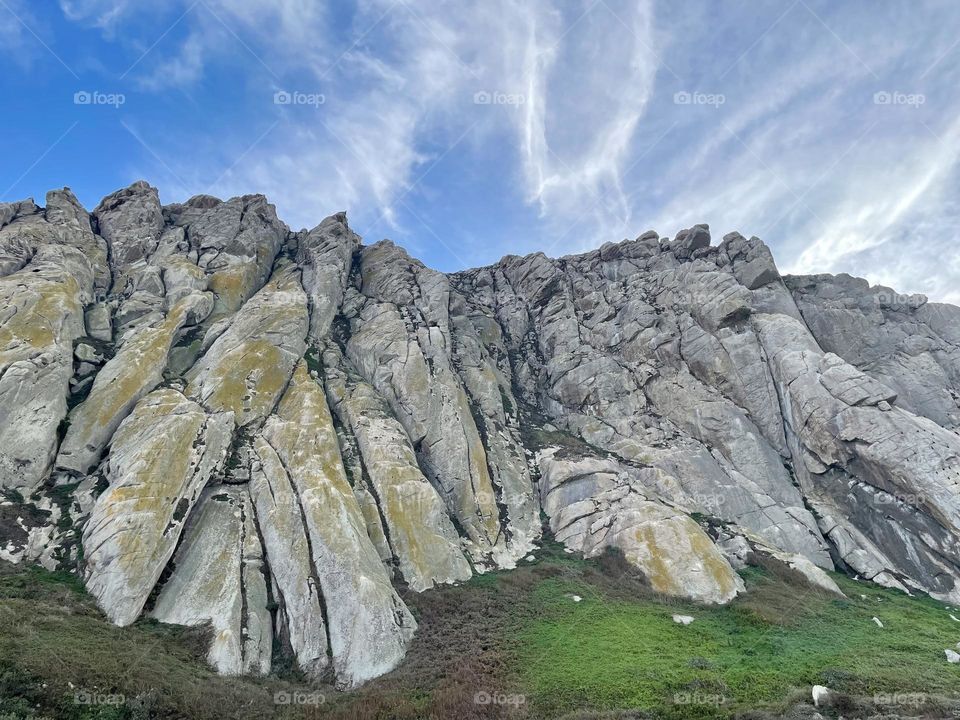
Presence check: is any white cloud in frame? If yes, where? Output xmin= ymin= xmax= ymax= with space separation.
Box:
xmin=90 ymin=0 xmax=663 ymax=240
xmin=53 ymin=0 xmax=960 ymax=303
xmin=138 ymin=30 xmax=206 ymax=90
xmin=58 ymin=0 xmax=133 ymax=29
xmin=0 ymin=0 xmax=44 ymax=67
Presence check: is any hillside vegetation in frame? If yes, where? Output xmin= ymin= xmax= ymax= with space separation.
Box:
xmin=2 ymin=540 xmax=959 ymax=720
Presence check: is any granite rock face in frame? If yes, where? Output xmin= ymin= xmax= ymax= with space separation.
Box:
xmin=538 ymin=449 xmax=744 ymax=604
xmin=4 ymin=182 xmax=960 ymax=684
xmin=150 ymin=485 xmax=271 ymax=676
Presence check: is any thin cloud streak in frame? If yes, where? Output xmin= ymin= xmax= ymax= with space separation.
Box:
xmin=28 ymin=0 xmax=960 ymax=303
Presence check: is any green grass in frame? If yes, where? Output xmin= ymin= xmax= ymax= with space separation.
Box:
xmin=516 ymin=566 xmax=960 ymax=718
xmin=3 ymin=540 xmax=960 ymax=719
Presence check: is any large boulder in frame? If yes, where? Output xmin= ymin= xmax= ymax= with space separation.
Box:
xmin=538 ymin=449 xmax=744 ymax=604
xmin=82 ymin=389 xmax=233 ymax=625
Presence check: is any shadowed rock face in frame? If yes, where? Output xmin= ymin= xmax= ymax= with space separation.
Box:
xmin=3 ymin=182 xmax=960 ymax=685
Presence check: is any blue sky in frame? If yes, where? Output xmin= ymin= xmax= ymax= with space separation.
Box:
xmin=1 ymin=1 xmax=958 ymax=302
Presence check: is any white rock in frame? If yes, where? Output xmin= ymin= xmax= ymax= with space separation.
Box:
xmin=538 ymin=450 xmax=743 ymax=604
xmin=872 ymin=616 xmax=884 ymax=628
xmin=82 ymin=389 xmax=233 ymax=626
xmin=945 ymin=649 xmax=960 ymax=663
xmin=185 ymin=264 xmax=308 ymax=428
xmin=151 ymin=486 xmax=271 ymax=676
xmin=812 ymin=685 xmax=833 ymax=707
xmin=322 ymin=345 xmax=471 ymax=591
xmin=672 ymin=614 xmax=695 ymax=625
xmin=57 ymin=297 xmax=197 ymax=474
xmin=249 ymin=435 xmax=330 ymax=679
xmin=260 ymin=361 xmax=416 ymax=689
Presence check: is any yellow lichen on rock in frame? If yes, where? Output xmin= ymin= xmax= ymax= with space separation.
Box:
xmin=188 ymin=338 xmax=286 ymax=422
xmin=538 ymin=449 xmax=743 ymax=605
xmin=186 ymin=265 xmax=308 ymax=427
xmin=57 ymin=298 xmax=196 ymax=474
xmin=82 ymin=389 xmax=234 ymax=626
xmin=0 ymin=272 xmax=82 ymax=362
xmin=0 ymin=246 xmax=90 ymax=490
xmin=631 ymin=517 xmax=742 ymax=603
xmin=208 ymin=262 xmax=258 ymax=319
xmin=321 ymin=344 xmax=471 ymax=590
xmin=262 ymin=360 xmax=416 ymax=688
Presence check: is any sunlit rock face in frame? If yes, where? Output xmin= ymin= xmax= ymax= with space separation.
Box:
xmin=5 ymin=183 xmax=960 ymax=686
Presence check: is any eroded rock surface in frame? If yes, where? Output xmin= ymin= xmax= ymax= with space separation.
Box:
xmin=322 ymin=342 xmax=472 ymax=591
xmin=82 ymin=389 xmax=233 ymax=626
xmin=4 ymin=182 xmax=960 ymax=686
xmin=538 ymin=449 xmax=743 ymax=604
xmin=151 ymin=485 xmax=271 ymax=676
xmin=260 ymin=360 xmax=416 ymax=688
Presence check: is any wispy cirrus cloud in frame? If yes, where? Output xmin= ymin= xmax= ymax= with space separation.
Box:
xmin=14 ymin=0 xmax=960 ymax=302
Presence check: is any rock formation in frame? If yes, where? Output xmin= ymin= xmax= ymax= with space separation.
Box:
xmin=2 ymin=184 xmax=960 ymax=687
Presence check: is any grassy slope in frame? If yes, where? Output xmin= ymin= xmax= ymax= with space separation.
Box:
xmin=1 ymin=541 xmax=959 ymax=719
xmin=518 ymin=562 xmax=960 ymax=718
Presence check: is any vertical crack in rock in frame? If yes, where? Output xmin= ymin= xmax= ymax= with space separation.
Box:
xmin=322 ymin=342 xmax=472 ymax=591
xmin=56 ymin=296 xmax=205 ymax=475
xmin=260 ymin=359 xmax=415 ymax=688
xmin=150 ymin=486 xmax=271 ymax=675
xmin=249 ymin=433 xmax=332 ymax=678
xmin=82 ymin=390 xmax=234 ymax=625
xmin=0 ymin=234 xmax=93 ymax=493
xmin=185 ymin=262 xmax=308 ymax=427
xmin=343 ymin=241 xmax=520 ymax=568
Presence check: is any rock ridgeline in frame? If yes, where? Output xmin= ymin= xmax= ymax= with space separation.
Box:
xmin=1 ymin=182 xmax=958 ymax=686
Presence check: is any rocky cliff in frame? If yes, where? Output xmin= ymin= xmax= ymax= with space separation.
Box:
xmin=1 ymin=182 xmax=958 ymax=688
